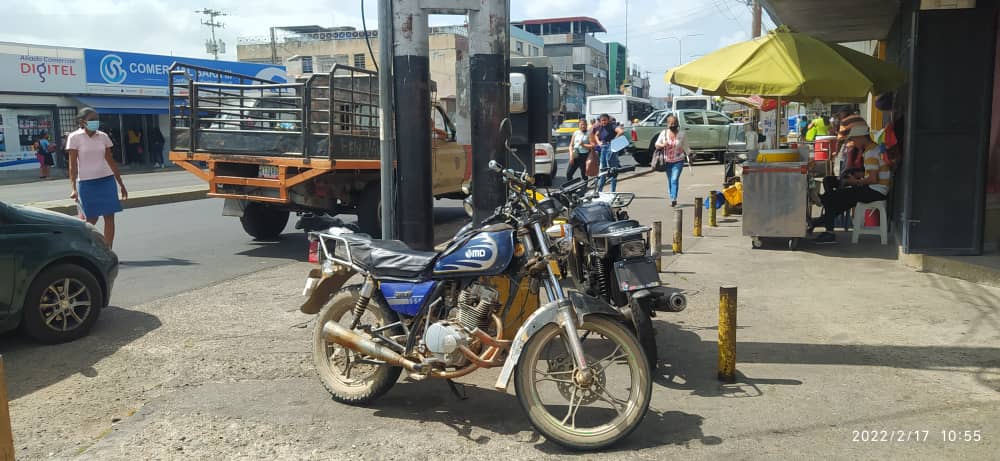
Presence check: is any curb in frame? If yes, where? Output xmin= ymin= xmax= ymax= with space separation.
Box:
xmin=27 ymin=185 xmax=208 ymax=216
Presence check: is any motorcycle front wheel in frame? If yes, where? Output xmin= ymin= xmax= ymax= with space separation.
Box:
xmin=514 ymin=316 xmax=651 ymax=450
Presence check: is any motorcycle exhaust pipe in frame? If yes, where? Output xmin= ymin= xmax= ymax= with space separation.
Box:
xmin=655 ymin=292 xmax=688 ymax=312
xmin=322 ymin=321 xmax=422 ymax=372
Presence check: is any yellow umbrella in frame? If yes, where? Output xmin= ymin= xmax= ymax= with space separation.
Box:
xmin=664 ymin=26 xmax=906 ymax=102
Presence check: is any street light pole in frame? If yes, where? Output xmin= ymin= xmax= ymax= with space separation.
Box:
xmin=656 ymin=33 xmax=703 ymax=97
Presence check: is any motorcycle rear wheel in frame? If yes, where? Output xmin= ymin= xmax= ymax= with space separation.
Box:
xmin=514 ymin=316 xmax=651 ymax=450
xmin=313 ymin=286 xmax=403 ymax=405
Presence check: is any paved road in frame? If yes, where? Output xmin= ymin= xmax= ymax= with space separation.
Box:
xmin=108 ymin=198 xmax=466 ymax=309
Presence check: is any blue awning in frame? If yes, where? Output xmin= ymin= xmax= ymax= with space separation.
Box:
xmin=74 ymin=96 xmax=168 ymax=115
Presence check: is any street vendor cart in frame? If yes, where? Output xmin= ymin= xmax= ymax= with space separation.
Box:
xmin=741 ymin=161 xmax=810 ymax=250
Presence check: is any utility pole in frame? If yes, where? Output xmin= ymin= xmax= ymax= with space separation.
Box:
xmin=197 ymin=8 xmax=227 ymax=60
xmin=752 ymin=0 xmax=762 ymax=38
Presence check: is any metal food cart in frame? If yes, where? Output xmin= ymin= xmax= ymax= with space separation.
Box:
xmin=741 ymin=161 xmax=811 ymax=250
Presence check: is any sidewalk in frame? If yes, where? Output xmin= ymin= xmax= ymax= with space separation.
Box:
xmin=5 ymin=163 xmax=996 ymax=459
xmin=0 ymin=168 xmax=203 ymax=206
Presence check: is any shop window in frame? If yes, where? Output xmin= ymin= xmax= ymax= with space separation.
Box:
xmin=354 ymin=54 xmax=366 ymax=69
xmin=58 ymin=107 xmax=77 ymax=136
xmin=301 ymin=56 xmax=314 ymax=74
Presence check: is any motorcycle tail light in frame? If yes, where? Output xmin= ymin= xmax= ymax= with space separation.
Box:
xmin=535 ymin=148 xmax=547 ymax=157
xmin=620 ymin=239 xmax=647 ymax=258
xmin=308 ymin=238 xmax=320 ymax=264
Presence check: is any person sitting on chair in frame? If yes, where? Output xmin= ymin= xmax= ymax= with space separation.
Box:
xmin=810 ymin=120 xmax=891 ymax=244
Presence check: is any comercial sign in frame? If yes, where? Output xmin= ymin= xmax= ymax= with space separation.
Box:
xmin=84 ymin=49 xmax=287 ymax=96
xmin=0 ymin=52 xmax=86 ymax=93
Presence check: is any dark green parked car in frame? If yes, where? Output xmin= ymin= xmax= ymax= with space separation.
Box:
xmin=0 ymin=201 xmax=118 ymax=343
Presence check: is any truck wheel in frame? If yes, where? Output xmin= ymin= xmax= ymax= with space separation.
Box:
xmin=240 ymin=202 xmax=289 ymax=241
xmin=357 ymin=182 xmax=382 ymax=238
xmin=633 ymin=142 xmax=654 ymax=166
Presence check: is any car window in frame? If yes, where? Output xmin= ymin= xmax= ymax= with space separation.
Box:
xmin=559 ymin=121 xmax=578 ymax=130
xmin=682 ymin=112 xmax=705 ymax=125
xmin=706 ymin=112 xmax=731 ymax=126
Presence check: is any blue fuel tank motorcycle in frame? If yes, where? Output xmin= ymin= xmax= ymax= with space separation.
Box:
xmin=301 ymin=161 xmax=651 ymax=450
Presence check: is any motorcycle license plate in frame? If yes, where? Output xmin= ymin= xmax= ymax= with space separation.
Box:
xmin=259 ymin=165 xmax=279 ymax=179
xmin=614 ymin=257 xmax=660 ymax=292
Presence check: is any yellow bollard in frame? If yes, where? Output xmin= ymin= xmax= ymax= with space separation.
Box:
xmin=693 ymin=197 xmax=703 ymax=237
xmin=672 ymin=209 xmax=683 ymax=254
xmin=709 ymin=191 xmax=718 ymax=227
xmin=0 ymin=356 xmax=13 ymax=461
xmin=718 ymin=287 xmax=737 ymax=383
xmin=652 ymin=221 xmax=663 ymax=272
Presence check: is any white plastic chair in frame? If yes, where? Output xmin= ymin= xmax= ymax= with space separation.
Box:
xmin=851 ymin=200 xmax=888 ymax=244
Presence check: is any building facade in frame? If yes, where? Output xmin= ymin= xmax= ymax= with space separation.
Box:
xmin=0 ymin=41 xmax=284 ymax=171
xmin=607 ymin=42 xmax=627 ymax=94
xmin=513 ymin=17 xmax=610 ymax=99
xmin=511 ymin=26 xmax=544 ymax=57
xmin=763 ymin=0 xmax=1000 ymax=255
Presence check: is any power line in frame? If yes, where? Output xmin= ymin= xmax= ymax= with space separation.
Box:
xmin=197 ymin=8 xmax=227 ymax=60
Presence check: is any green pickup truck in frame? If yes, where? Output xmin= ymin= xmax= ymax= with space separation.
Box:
xmin=631 ymin=109 xmax=733 ymax=165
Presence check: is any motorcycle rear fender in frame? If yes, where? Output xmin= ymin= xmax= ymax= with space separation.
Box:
xmin=300 ymin=269 xmax=357 ymax=315
xmin=494 ymin=289 xmax=624 ymax=390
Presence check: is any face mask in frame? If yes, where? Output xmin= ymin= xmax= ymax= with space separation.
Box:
xmin=85 ymin=120 xmax=100 ymax=131
xmin=669 ymin=125 xmax=679 ymax=132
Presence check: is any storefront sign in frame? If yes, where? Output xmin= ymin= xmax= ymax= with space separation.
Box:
xmin=84 ymin=49 xmax=286 ymax=96
xmin=0 ymin=52 xmax=86 ymax=94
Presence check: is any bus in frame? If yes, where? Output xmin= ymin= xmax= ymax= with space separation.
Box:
xmin=585 ymin=95 xmax=655 ymax=127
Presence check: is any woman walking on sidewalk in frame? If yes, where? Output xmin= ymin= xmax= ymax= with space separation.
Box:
xmin=565 ymin=119 xmax=593 ymax=181
xmin=655 ymin=114 xmax=690 ymax=207
xmin=67 ymin=107 xmax=128 ymax=248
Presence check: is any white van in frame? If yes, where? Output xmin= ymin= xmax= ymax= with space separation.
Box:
xmin=586 ymin=95 xmax=655 ymax=127
xmin=672 ymin=95 xmax=713 ymax=112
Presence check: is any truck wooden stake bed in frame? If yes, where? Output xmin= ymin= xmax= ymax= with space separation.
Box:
xmin=167 ymin=63 xmax=469 ymax=240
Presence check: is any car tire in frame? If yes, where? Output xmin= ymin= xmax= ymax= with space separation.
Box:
xmin=357 ymin=181 xmax=382 ymax=238
xmin=22 ymin=264 xmax=104 ymax=344
xmin=240 ymin=202 xmax=289 ymax=241
xmin=633 ymin=143 xmax=654 ymax=166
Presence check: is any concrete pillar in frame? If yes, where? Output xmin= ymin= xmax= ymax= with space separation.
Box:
xmin=469 ymin=0 xmax=511 ymax=223
xmin=392 ymin=0 xmax=433 ymax=249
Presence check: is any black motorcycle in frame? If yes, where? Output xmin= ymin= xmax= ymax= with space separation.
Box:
xmin=549 ymin=167 xmax=688 ymax=367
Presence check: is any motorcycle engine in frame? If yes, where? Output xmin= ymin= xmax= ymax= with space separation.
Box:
xmin=424 ymin=283 xmax=500 ymax=367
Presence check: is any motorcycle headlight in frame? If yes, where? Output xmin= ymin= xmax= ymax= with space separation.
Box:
xmin=463 ymin=196 xmax=474 ymax=217
xmin=620 ymin=239 xmax=647 ymax=258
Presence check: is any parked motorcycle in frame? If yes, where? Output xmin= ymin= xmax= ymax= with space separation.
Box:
xmin=548 ymin=167 xmax=688 ymax=367
xmin=301 ymin=160 xmax=652 ymax=450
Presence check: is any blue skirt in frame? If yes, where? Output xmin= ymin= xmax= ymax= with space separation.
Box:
xmin=78 ymin=175 xmax=122 ymax=218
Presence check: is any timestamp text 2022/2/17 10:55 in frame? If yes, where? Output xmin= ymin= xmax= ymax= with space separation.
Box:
xmin=851 ymin=430 xmax=983 ymax=443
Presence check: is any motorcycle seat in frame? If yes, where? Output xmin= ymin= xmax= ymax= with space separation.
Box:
xmin=588 ymin=219 xmax=641 ymax=236
xmin=340 ymin=233 xmax=437 ymax=279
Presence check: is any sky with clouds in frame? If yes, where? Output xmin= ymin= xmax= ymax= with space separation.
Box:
xmin=1 ymin=0 xmax=775 ymax=97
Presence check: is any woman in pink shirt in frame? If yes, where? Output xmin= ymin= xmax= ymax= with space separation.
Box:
xmin=67 ymin=107 xmax=128 ymax=248
xmin=654 ymin=114 xmax=690 ymax=207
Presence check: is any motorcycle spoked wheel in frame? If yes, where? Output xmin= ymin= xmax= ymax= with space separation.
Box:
xmin=313 ymin=286 xmax=404 ymax=405
xmin=514 ymin=316 xmax=652 ymax=451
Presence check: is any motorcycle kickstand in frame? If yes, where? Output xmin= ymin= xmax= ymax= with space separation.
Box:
xmin=446 ymin=379 xmax=469 ymax=401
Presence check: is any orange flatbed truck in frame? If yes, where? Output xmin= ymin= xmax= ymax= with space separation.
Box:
xmin=167 ymin=63 xmax=469 ymax=240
